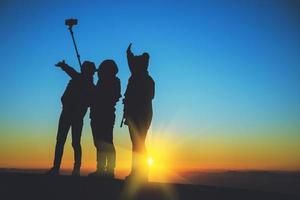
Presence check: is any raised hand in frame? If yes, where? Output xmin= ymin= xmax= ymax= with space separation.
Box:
xmin=55 ymin=60 xmax=67 ymax=68
xmin=127 ymin=43 xmax=132 ymax=54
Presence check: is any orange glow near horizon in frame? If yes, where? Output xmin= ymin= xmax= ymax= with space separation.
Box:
xmin=1 ymin=127 xmax=300 ymax=183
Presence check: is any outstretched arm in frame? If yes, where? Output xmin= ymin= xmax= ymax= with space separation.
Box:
xmin=55 ymin=60 xmax=79 ymax=78
xmin=126 ymin=43 xmax=135 ymax=73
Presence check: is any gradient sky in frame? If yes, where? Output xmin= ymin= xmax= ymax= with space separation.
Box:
xmin=0 ymin=0 xmax=300 ymax=181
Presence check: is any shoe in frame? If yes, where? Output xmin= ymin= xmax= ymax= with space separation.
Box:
xmin=88 ymin=170 xmax=113 ymax=179
xmin=125 ymin=172 xmax=148 ymax=183
xmin=124 ymin=173 xmax=136 ymax=182
xmin=105 ymin=169 xmax=115 ymax=179
xmin=105 ymin=172 xmax=115 ymax=179
xmin=88 ymin=171 xmax=102 ymax=177
xmin=45 ymin=167 xmax=59 ymax=176
xmin=71 ymin=169 xmax=80 ymax=176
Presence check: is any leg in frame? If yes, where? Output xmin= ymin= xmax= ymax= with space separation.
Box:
xmin=127 ymin=119 xmax=149 ymax=181
xmin=105 ymin=122 xmax=116 ymax=176
xmin=128 ymin=121 xmax=139 ymax=174
xmin=105 ymin=141 xmax=116 ymax=177
xmin=90 ymin=120 xmax=106 ymax=174
xmin=139 ymin=126 xmax=149 ymax=179
xmin=88 ymin=139 xmax=108 ymax=177
xmin=96 ymin=140 xmax=106 ymax=172
xmin=136 ymin=114 xmax=152 ymax=178
xmin=47 ymin=110 xmax=71 ymax=174
xmin=71 ymin=117 xmax=83 ymax=175
xmin=54 ymin=111 xmax=71 ymax=169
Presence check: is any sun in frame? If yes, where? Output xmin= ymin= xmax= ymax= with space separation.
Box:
xmin=147 ymin=157 xmax=154 ymax=167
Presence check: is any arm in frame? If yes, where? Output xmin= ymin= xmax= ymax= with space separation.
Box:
xmin=144 ymin=77 xmax=155 ymax=100
xmin=139 ymin=77 xmax=155 ymax=101
xmin=146 ymin=78 xmax=155 ymax=100
xmin=113 ymin=78 xmax=122 ymax=103
xmin=126 ymin=43 xmax=135 ymax=73
xmin=55 ymin=60 xmax=80 ymax=78
xmin=116 ymin=78 xmax=122 ymax=101
xmin=150 ymin=80 xmax=155 ymax=100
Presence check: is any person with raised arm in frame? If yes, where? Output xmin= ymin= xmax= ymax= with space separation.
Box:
xmin=46 ymin=60 xmax=96 ymax=176
xmin=122 ymin=43 xmax=155 ymax=182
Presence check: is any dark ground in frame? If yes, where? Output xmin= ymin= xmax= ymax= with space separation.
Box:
xmin=0 ymin=172 xmax=299 ymax=200
xmin=182 ymin=170 xmax=300 ymax=197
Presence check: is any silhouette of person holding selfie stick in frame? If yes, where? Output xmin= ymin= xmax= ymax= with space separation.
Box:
xmin=46 ymin=60 xmax=96 ymax=176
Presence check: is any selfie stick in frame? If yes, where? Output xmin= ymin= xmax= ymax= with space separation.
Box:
xmin=65 ymin=18 xmax=82 ymax=68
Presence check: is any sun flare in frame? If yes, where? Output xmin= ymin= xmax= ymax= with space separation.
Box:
xmin=147 ymin=157 xmax=154 ymax=167
xmin=144 ymin=134 xmax=185 ymax=183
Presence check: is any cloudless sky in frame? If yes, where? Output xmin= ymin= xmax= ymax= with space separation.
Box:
xmin=0 ymin=0 xmax=300 ymax=179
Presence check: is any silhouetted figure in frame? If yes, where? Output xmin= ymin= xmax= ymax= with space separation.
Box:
xmin=123 ymin=43 xmax=155 ymax=181
xmin=88 ymin=60 xmax=121 ymax=178
xmin=47 ymin=60 xmax=96 ymax=176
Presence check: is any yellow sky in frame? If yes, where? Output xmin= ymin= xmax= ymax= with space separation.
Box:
xmin=1 ymin=123 xmax=300 ymax=183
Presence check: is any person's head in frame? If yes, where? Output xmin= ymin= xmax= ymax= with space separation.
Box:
xmin=133 ymin=52 xmax=150 ymax=75
xmin=81 ymin=61 xmax=96 ymax=76
xmin=97 ymin=59 xmax=118 ymax=79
